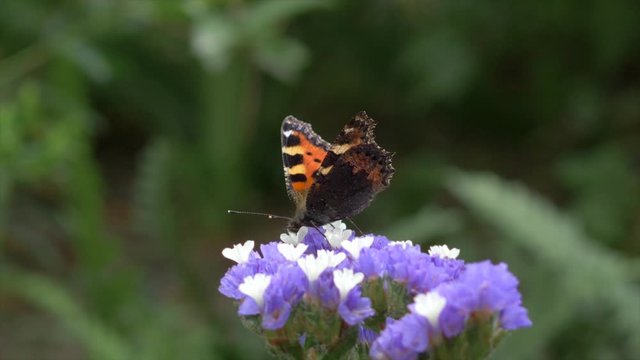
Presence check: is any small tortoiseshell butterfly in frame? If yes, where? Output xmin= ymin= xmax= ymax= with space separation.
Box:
xmin=281 ymin=111 xmax=394 ymax=231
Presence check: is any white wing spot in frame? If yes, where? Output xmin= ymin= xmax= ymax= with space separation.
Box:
xmin=283 ymin=130 xmax=293 ymax=137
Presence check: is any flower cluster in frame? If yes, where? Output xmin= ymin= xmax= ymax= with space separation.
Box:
xmin=219 ymin=221 xmax=531 ymax=359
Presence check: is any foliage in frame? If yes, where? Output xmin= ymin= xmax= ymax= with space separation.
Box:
xmin=447 ymin=171 xmax=640 ymax=360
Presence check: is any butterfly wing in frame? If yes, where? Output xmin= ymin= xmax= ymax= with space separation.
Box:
xmin=281 ymin=116 xmax=330 ymax=208
xmin=304 ymin=111 xmax=394 ymax=224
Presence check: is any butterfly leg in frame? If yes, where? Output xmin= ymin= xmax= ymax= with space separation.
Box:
xmin=309 ymin=220 xmax=329 ymax=242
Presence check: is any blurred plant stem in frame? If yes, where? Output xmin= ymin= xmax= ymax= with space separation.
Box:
xmin=181 ymin=55 xmax=260 ymax=316
xmin=133 ymin=55 xmax=262 ymax=323
xmin=200 ymin=55 xmax=258 ymax=231
xmin=0 ymin=171 xmax=10 ymax=246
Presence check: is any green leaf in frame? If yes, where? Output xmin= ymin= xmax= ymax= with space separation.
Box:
xmin=448 ymin=171 xmax=640 ymax=358
xmin=133 ymin=138 xmax=178 ymax=245
xmin=0 ymin=266 xmax=130 ymax=360
xmin=556 ymin=145 xmax=639 ymax=245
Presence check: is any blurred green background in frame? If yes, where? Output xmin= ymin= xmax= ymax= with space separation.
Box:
xmin=1 ymin=0 xmax=639 ymax=359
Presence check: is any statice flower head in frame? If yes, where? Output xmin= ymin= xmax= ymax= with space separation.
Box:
xmin=219 ymin=223 xmax=531 ymax=359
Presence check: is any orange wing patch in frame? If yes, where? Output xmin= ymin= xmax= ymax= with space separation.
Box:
xmin=282 ymin=131 xmax=328 ymax=192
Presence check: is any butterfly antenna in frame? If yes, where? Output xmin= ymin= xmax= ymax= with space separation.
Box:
xmin=345 ymin=217 xmax=364 ymax=235
xmin=227 ymin=210 xmax=293 ymax=221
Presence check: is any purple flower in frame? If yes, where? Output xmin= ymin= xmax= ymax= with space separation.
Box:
xmin=384 ymin=246 xmax=452 ymax=293
xmin=437 ymin=289 xmax=474 ymax=337
xmin=338 ymin=287 xmax=375 ymax=325
xmin=260 ymin=242 xmax=286 ymax=263
xmin=301 ymin=226 xmax=332 ymax=253
xmin=262 ymin=265 xmax=307 ymax=329
xmin=384 ymin=242 xmax=422 ymax=280
xmin=430 ymin=255 xmax=465 ymax=280
xmin=219 ymin=260 xmax=271 ymax=300
xmin=332 ymin=267 xmax=374 ymax=324
xmin=436 ymin=261 xmax=532 ymax=337
xmin=309 ymin=270 xmax=340 ymax=308
xmin=500 ymin=304 xmax=532 ymax=330
xmin=355 ymin=247 xmax=387 ymax=277
xmin=406 ymin=255 xmax=452 ymax=293
xmin=370 ymin=235 xmax=391 ymax=249
xmin=370 ymin=315 xmax=430 ymax=360
xmin=219 ymin=242 xmax=303 ymax=300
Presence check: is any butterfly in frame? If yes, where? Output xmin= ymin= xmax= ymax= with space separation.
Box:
xmin=281 ymin=111 xmax=394 ymax=231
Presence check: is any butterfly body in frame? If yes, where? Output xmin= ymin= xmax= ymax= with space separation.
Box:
xmin=281 ymin=111 xmax=394 ymax=231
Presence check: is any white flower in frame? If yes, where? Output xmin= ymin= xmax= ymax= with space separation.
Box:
xmin=323 ymin=220 xmax=353 ymax=248
xmin=297 ymin=250 xmax=347 ymax=282
xmin=333 ymin=268 xmax=364 ymax=300
xmin=389 ymin=240 xmax=414 ymax=248
xmin=297 ymin=255 xmax=325 ymax=283
xmin=280 ymin=226 xmax=309 ymax=245
xmin=341 ymin=235 xmax=374 ymax=259
xmin=428 ymin=245 xmax=460 ymax=259
xmin=412 ymin=292 xmax=447 ymax=327
xmin=323 ymin=220 xmax=347 ymax=231
xmin=238 ymin=274 xmax=272 ymax=308
xmin=277 ymin=243 xmax=308 ymax=262
xmin=317 ymin=249 xmax=347 ymax=268
xmin=222 ymin=240 xmax=255 ymax=264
